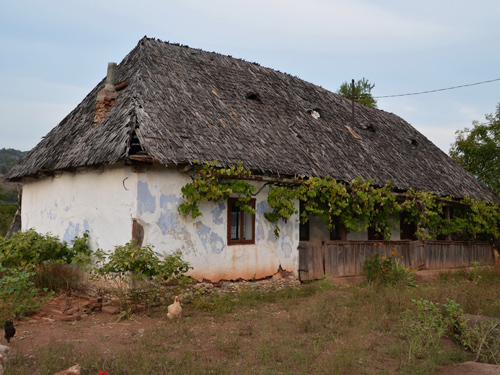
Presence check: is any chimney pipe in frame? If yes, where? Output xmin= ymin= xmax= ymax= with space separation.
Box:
xmin=104 ymin=62 xmax=117 ymax=91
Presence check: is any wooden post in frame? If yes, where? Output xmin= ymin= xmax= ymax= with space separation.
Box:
xmin=444 ymin=206 xmax=452 ymax=241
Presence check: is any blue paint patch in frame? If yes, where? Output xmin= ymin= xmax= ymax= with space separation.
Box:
xmin=157 ymin=212 xmax=184 ymax=234
xmin=54 ymin=200 xmax=58 ymax=207
xmin=159 ymin=194 xmax=182 ymax=210
xmin=157 ymin=194 xmax=186 ymax=234
xmin=63 ymin=222 xmax=81 ymax=243
xmin=137 ymin=181 xmax=156 ymax=214
xmin=195 ymin=222 xmax=225 ymax=254
xmin=212 ymin=202 xmax=226 ymax=225
xmin=256 ymin=201 xmax=273 ymax=242
xmin=64 ymin=206 xmax=70 ymax=212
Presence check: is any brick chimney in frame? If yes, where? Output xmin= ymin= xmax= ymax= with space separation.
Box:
xmin=94 ymin=62 xmax=118 ymax=122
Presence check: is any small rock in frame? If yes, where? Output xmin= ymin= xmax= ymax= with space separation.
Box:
xmin=102 ymin=306 xmax=120 ymax=315
xmin=65 ymin=307 xmax=79 ymax=315
xmin=60 ymin=314 xmax=81 ymax=322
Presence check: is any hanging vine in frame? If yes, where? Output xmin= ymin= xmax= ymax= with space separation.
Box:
xmin=178 ymin=161 xmax=256 ymax=219
xmin=178 ymin=161 xmax=500 ymax=242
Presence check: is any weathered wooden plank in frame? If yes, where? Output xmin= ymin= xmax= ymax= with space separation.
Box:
xmin=298 ymin=242 xmax=324 ymax=280
xmin=314 ymin=240 xmax=493 ymax=279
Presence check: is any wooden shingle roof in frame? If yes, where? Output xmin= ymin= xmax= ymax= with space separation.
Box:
xmin=7 ymin=37 xmax=498 ymax=202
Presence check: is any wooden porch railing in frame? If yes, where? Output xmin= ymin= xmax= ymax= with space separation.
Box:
xmin=298 ymin=240 xmax=494 ymax=281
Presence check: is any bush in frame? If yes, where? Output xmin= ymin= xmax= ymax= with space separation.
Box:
xmin=0 ymin=265 xmax=54 ymax=320
xmin=0 ymin=229 xmax=92 ymax=292
xmin=94 ymin=242 xmax=192 ymax=312
xmin=0 ymin=229 xmax=92 ymax=269
xmin=0 ymin=203 xmax=17 ymax=237
xmin=362 ymin=251 xmax=417 ymax=287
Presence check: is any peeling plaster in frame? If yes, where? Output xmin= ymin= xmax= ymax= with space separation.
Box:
xmin=137 ymin=181 xmax=156 ymax=214
xmin=194 ymin=221 xmax=225 ymax=254
xmin=63 ymin=221 xmax=81 ymax=243
xmin=157 ymin=194 xmax=187 ymax=235
xmin=212 ymin=202 xmax=226 ymax=225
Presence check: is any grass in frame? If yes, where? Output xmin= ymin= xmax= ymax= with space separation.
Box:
xmin=7 ymin=266 xmax=500 ymax=375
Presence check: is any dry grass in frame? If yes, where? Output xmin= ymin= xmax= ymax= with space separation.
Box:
xmin=7 ymin=267 xmax=500 ymax=375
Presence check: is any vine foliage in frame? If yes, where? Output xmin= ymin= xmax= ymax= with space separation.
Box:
xmin=178 ymin=161 xmax=500 ymax=241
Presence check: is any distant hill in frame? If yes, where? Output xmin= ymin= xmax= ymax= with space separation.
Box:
xmin=0 ymin=148 xmax=27 ymax=175
xmin=0 ymin=148 xmax=27 ymax=204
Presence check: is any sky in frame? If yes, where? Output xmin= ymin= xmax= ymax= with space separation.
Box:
xmin=1 ymin=0 xmax=499 ymax=154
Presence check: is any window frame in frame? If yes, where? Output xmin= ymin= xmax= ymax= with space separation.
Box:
xmin=227 ymin=198 xmax=256 ymax=245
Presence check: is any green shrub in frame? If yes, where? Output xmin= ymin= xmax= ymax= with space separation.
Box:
xmin=95 ymin=241 xmax=191 ymax=281
xmin=0 ymin=229 xmax=92 ymax=292
xmin=362 ymin=251 xmax=417 ymax=287
xmin=468 ymin=261 xmax=482 ymax=284
xmin=94 ymin=242 xmax=192 ymax=312
xmin=0 ymin=203 xmax=17 ymax=237
xmin=0 ymin=229 xmax=92 ymax=269
xmin=0 ymin=265 xmax=54 ymax=320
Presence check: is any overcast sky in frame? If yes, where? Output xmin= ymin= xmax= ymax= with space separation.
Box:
xmin=1 ymin=0 xmax=499 ymax=154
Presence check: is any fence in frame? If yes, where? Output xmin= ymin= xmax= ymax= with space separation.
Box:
xmin=298 ymin=240 xmax=493 ymax=280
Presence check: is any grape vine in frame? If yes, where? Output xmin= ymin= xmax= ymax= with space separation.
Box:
xmin=178 ymin=161 xmax=500 ymax=241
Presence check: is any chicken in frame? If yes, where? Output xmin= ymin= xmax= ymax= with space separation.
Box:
xmin=167 ymin=296 xmax=182 ymax=320
xmin=53 ymin=364 xmax=81 ymax=375
xmin=4 ymin=321 xmax=15 ymax=343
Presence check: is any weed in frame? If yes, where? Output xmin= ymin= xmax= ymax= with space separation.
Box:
xmin=363 ymin=251 xmax=417 ymax=287
xmin=468 ymin=261 xmax=483 ymax=284
xmin=318 ymin=274 xmax=335 ymax=290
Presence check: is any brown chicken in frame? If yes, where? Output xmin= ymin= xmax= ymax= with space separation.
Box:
xmin=53 ymin=364 xmax=81 ymax=375
xmin=167 ymin=296 xmax=182 ymax=320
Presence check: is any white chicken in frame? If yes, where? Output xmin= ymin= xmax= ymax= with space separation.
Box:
xmin=167 ymin=296 xmax=182 ymax=320
xmin=53 ymin=364 xmax=81 ymax=375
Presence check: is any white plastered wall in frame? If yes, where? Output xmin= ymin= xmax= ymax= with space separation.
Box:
xmin=21 ymin=164 xmax=300 ymax=281
xmin=21 ymin=164 xmax=137 ymax=252
xmin=134 ymin=166 xmax=299 ymax=281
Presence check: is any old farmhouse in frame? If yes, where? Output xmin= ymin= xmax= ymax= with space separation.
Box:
xmin=7 ymin=37 xmax=499 ymax=281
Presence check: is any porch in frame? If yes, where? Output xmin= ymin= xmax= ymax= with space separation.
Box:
xmin=298 ymin=240 xmax=494 ymax=281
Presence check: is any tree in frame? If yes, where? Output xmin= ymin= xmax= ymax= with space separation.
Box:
xmin=337 ymin=78 xmax=377 ymax=108
xmin=450 ymin=103 xmax=500 ymax=196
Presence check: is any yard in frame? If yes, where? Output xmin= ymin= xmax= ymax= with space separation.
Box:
xmin=5 ymin=268 xmax=500 ymax=375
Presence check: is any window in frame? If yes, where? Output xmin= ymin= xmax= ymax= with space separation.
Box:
xmin=330 ymin=217 xmax=345 ymax=240
xmin=400 ymin=212 xmax=418 ymax=241
xmin=368 ymin=226 xmax=384 ymax=241
xmin=228 ymin=198 xmax=255 ymax=245
xmin=299 ymin=201 xmax=309 ymax=241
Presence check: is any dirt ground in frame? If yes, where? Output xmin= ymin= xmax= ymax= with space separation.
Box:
xmin=6 ymin=294 xmax=163 ymax=358
xmin=4 ymin=294 xmax=500 ymax=375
